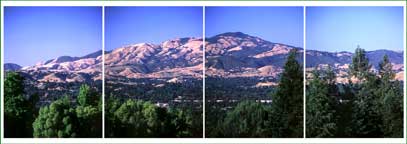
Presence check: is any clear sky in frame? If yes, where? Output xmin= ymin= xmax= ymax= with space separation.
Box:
xmin=307 ymin=6 xmax=404 ymax=52
xmin=5 ymin=7 xmax=102 ymax=67
xmin=105 ymin=7 xmax=203 ymax=51
xmin=206 ymin=7 xmax=304 ymax=48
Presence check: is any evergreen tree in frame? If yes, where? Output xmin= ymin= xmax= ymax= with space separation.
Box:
xmin=377 ymin=55 xmax=402 ymax=137
xmin=378 ymin=55 xmax=395 ymax=81
xmin=33 ymin=96 xmax=77 ymax=138
xmin=75 ymin=84 xmax=102 ymax=137
xmin=306 ymin=69 xmax=337 ymax=137
xmin=105 ymin=96 xmax=122 ymax=137
xmin=171 ymin=109 xmax=195 ymax=137
xmin=349 ymin=46 xmax=383 ymax=137
xmin=271 ymin=49 xmax=303 ymax=137
xmin=4 ymin=72 xmax=37 ymax=137
xmin=221 ymin=101 xmax=272 ymax=137
xmin=77 ymin=84 xmax=99 ymax=106
xmin=113 ymin=99 xmax=150 ymax=137
xmin=75 ymin=105 xmax=102 ymax=137
xmin=349 ymin=45 xmax=371 ymax=80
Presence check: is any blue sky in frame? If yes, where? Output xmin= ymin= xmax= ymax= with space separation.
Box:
xmin=307 ymin=6 xmax=404 ymax=52
xmin=105 ymin=7 xmax=203 ymax=51
xmin=206 ymin=7 xmax=304 ymax=48
xmin=5 ymin=6 xmax=102 ymax=67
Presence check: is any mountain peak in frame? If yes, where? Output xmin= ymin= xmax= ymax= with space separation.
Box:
xmin=215 ymin=32 xmax=250 ymax=38
xmin=4 ymin=63 xmax=22 ymax=71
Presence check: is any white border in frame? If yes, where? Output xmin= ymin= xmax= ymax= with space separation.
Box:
xmin=0 ymin=1 xmax=405 ymax=6
xmin=202 ymin=6 xmax=206 ymax=139
xmin=303 ymin=6 xmax=306 ymax=139
xmin=101 ymin=5 xmax=105 ymax=139
xmin=403 ymin=3 xmax=406 ymax=141
xmin=1 ymin=2 xmax=4 ymax=140
xmin=1 ymin=1 xmax=406 ymax=144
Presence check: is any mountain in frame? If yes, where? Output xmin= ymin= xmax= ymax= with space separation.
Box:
xmin=4 ymin=32 xmax=403 ymax=83
xmin=306 ymin=49 xmax=403 ymax=70
xmin=105 ymin=37 xmax=203 ymax=79
xmin=24 ymin=50 xmax=103 ymax=72
xmin=4 ymin=63 xmax=22 ymax=71
xmin=306 ymin=49 xmax=404 ymax=82
xmin=6 ymin=51 xmax=103 ymax=83
xmin=206 ymin=32 xmax=303 ymax=78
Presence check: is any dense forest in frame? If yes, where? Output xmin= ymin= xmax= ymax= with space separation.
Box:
xmin=206 ymin=50 xmax=303 ymax=138
xmin=306 ymin=47 xmax=403 ymax=138
xmin=105 ymin=98 xmax=202 ymax=137
xmin=4 ymin=72 xmax=102 ymax=138
xmin=105 ymin=78 xmax=203 ymax=137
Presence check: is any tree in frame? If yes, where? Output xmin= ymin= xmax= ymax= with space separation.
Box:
xmin=221 ymin=101 xmax=272 ymax=137
xmin=349 ymin=45 xmax=371 ymax=80
xmin=171 ymin=109 xmax=196 ymax=137
xmin=113 ymin=99 xmax=150 ymax=137
xmin=76 ymin=105 xmax=102 ymax=137
xmin=75 ymin=84 xmax=102 ymax=137
xmin=4 ymin=72 xmax=37 ymax=137
xmin=378 ymin=55 xmax=395 ymax=81
xmin=349 ymin=46 xmax=383 ymax=137
xmin=77 ymin=84 xmax=99 ymax=106
xmin=381 ymin=83 xmax=403 ymax=137
xmin=377 ymin=55 xmax=402 ymax=137
xmin=105 ymin=96 xmax=122 ymax=137
xmin=306 ymin=69 xmax=337 ymax=137
xmin=33 ymin=96 xmax=77 ymax=138
xmin=271 ymin=49 xmax=303 ymax=138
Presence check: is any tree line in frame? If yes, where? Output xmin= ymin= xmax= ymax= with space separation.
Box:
xmin=306 ymin=46 xmax=403 ymax=138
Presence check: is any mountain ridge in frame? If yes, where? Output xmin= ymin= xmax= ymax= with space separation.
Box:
xmin=4 ymin=32 xmax=404 ymax=82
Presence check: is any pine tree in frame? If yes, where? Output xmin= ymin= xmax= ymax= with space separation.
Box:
xmin=77 ymin=84 xmax=99 ymax=106
xmin=75 ymin=84 xmax=102 ymax=137
xmin=75 ymin=105 xmax=102 ymax=137
xmin=377 ymin=55 xmax=402 ymax=137
xmin=349 ymin=45 xmax=372 ymax=80
xmin=271 ymin=49 xmax=303 ymax=138
xmin=221 ymin=101 xmax=272 ymax=137
xmin=4 ymin=72 xmax=37 ymax=137
xmin=349 ymin=46 xmax=383 ymax=137
xmin=113 ymin=99 xmax=149 ymax=137
xmin=105 ymin=96 xmax=122 ymax=137
xmin=306 ymin=69 xmax=337 ymax=137
xmin=33 ymin=96 xmax=77 ymax=138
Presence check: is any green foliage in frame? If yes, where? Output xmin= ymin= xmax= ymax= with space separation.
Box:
xmin=378 ymin=55 xmax=402 ymax=137
xmin=307 ymin=47 xmax=403 ymax=138
xmin=105 ymin=98 xmax=201 ymax=138
xmin=381 ymin=83 xmax=403 ymax=137
xmin=351 ymin=48 xmax=383 ymax=137
xmin=76 ymin=105 xmax=102 ymax=137
xmin=32 ymin=84 xmax=101 ymax=138
xmin=306 ymin=69 xmax=337 ymax=137
xmin=4 ymin=72 xmax=38 ymax=137
xmin=378 ymin=55 xmax=395 ymax=81
xmin=114 ymin=99 xmax=150 ymax=137
xmin=349 ymin=45 xmax=372 ymax=80
xmin=206 ymin=49 xmax=303 ymax=138
xmin=105 ymin=97 xmax=122 ymax=137
xmin=220 ymin=101 xmax=272 ymax=137
xmin=33 ymin=96 xmax=77 ymax=138
xmin=75 ymin=84 xmax=102 ymax=137
xmin=78 ymin=84 xmax=99 ymax=106
xmin=171 ymin=109 xmax=199 ymax=137
xmin=271 ymin=49 xmax=303 ymax=138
